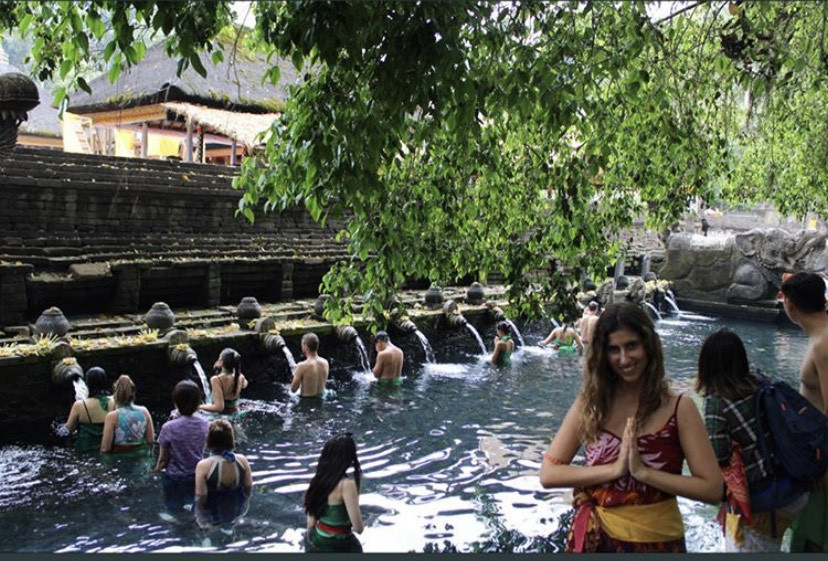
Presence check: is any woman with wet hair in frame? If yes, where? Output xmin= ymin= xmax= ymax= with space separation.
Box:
xmin=194 ymin=419 xmax=252 ymax=528
xmin=696 ymin=329 xmax=807 ymax=551
xmin=490 ymin=321 xmax=515 ymax=367
xmin=539 ymin=302 xmax=721 ymax=552
xmin=101 ymin=374 xmax=154 ymax=453
xmin=305 ymin=433 xmax=364 ymax=552
xmin=200 ymin=348 xmax=248 ymax=414
xmin=65 ymin=366 xmax=115 ymax=453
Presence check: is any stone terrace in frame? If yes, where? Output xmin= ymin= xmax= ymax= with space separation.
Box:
xmin=0 ymin=147 xmax=349 ymax=326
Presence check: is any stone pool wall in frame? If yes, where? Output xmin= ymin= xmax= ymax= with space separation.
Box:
xmin=0 ymin=147 xmax=348 ymax=325
xmin=0 ymin=296 xmax=519 ymax=446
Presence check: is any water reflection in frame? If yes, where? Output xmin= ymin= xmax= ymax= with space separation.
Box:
xmin=0 ymin=315 xmax=809 ymax=552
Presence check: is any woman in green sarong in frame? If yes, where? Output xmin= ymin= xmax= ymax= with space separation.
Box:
xmin=491 ymin=321 xmax=516 ymax=367
xmin=65 ymin=367 xmax=115 ymax=453
xmin=305 ymin=433 xmax=365 ymax=552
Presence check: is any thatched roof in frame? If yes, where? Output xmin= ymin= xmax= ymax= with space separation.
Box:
xmin=67 ymin=37 xmax=298 ymax=115
xmin=0 ymin=63 xmax=61 ymax=137
xmin=161 ymin=102 xmax=278 ymax=147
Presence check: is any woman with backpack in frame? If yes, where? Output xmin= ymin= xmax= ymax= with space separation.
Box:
xmin=539 ymin=302 xmax=722 ymax=552
xmin=696 ymin=329 xmax=809 ymax=551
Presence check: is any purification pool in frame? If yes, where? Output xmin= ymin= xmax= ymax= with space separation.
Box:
xmin=0 ymin=314 xmax=808 ymax=552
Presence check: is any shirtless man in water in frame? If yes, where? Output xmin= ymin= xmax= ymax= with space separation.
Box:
xmin=781 ymin=272 xmax=828 ymax=552
xmin=577 ymin=301 xmax=600 ymax=345
xmin=372 ymin=331 xmax=404 ymax=386
xmin=290 ymin=333 xmax=329 ymax=398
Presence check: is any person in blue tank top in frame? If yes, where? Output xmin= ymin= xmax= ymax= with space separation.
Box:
xmin=101 ymin=375 xmax=154 ymax=453
xmin=305 ymin=433 xmax=365 ymax=552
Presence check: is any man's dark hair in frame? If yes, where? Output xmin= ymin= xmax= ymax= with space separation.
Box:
xmin=374 ymin=331 xmax=390 ymax=343
xmin=173 ymin=379 xmax=202 ymax=416
xmin=302 ymin=333 xmax=319 ymax=353
xmin=782 ymin=272 xmax=827 ymax=314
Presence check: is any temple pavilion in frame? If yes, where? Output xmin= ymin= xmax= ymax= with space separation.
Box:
xmin=63 ymin=34 xmax=297 ymax=165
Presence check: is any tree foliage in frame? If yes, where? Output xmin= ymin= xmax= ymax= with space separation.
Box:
xmin=3 ymin=1 xmax=827 ymax=325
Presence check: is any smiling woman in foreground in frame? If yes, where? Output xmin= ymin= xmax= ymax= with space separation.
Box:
xmin=539 ymin=302 xmax=722 ymax=553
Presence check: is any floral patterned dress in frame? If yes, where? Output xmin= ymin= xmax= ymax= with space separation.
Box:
xmin=567 ymin=395 xmax=687 ymax=553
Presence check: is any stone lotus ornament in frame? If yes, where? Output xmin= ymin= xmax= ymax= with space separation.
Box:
xmin=466 ymin=282 xmax=485 ymax=304
xmin=237 ymin=297 xmax=262 ymax=326
xmin=145 ymin=302 xmax=175 ymax=333
xmin=34 ymin=307 xmax=70 ymax=337
xmin=424 ymin=285 xmax=444 ymax=308
xmin=0 ymin=72 xmax=39 ymax=156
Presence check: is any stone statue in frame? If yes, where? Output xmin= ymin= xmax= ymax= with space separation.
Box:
xmin=660 ymin=228 xmax=828 ymax=303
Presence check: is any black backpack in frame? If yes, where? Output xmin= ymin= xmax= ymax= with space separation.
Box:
xmin=754 ymin=375 xmax=828 ymax=485
xmin=753 ymin=375 xmax=828 ymax=535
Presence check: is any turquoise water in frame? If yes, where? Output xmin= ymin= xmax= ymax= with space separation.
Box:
xmin=0 ymin=315 xmax=808 ymax=552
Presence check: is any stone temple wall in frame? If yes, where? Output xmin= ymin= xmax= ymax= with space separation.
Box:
xmin=0 ymin=147 xmax=348 ymax=325
xmin=659 ymin=229 xmax=828 ymax=304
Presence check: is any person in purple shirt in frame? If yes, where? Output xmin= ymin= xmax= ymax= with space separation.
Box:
xmin=155 ymin=380 xmax=210 ymax=518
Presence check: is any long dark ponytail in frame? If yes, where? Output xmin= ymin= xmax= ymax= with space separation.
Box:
xmin=304 ymin=433 xmax=361 ymax=519
xmin=220 ymin=348 xmax=242 ymax=395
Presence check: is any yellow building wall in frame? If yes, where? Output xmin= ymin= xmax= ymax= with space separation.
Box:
xmin=148 ymin=134 xmax=181 ymax=158
xmin=61 ymin=112 xmax=87 ymax=153
xmin=115 ymin=129 xmax=137 ymax=157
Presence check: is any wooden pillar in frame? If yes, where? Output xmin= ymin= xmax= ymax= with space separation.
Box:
xmin=185 ymin=121 xmax=193 ymax=162
xmin=140 ymin=123 xmax=148 ymax=159
xmin=230 ymin=139 xmax=237 ymax=166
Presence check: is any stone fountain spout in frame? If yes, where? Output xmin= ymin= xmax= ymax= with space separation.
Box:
xmin=254 ymin=317 xmax=287 ymax=355
xmin=488 ymin=305 xmax=507 ymax=322
xmin=395 ymin=318 xmax=419 ymax=333
xmin=335 ymin=325 xmax=359 ymax=342
xmin=442 ymin=301 xmax=468 ymax=328
xmin=52 ymin=356 xmax=83 ymax=387
xmin=165 ymin=329 xmax=197 ymax=365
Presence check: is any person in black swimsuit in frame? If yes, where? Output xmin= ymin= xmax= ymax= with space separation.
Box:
xmin=194 ymin=419 xmax=253 ymax=528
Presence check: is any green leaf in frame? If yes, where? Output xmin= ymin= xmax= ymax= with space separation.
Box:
xmin=291 ymin=50 xmax=304 ymax=72
xmin=106 ymin=60 xmax=122 ymax=83
xmin=59 ymin=59 xmax=73 ymax=79
xmin=103 ymin=41 xmax=116 ymax=62
xmin=212 ymin=50 xmax=224 ymax=65
xmin=190 ymin=53 xmax=207 ymax=78
xmin=76 ymin=77 xmax=92 ymax=95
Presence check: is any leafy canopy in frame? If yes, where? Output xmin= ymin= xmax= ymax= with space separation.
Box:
xmin=4 ymin=1 xmax=826 ymax=325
